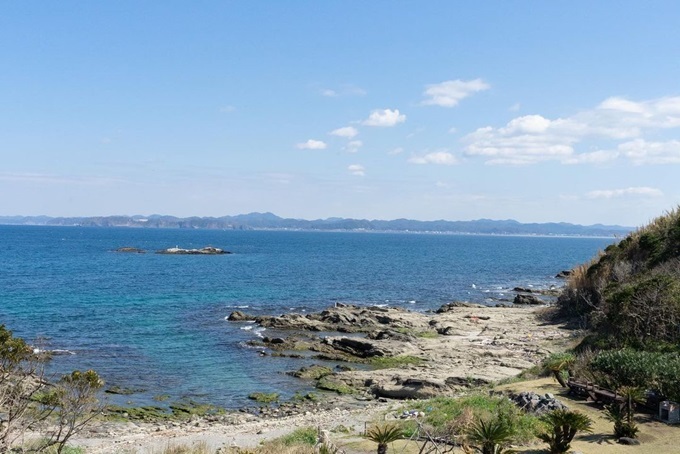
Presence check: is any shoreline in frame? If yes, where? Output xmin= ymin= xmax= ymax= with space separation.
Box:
xmin=71 ymin=303 xmax=575 ymax=452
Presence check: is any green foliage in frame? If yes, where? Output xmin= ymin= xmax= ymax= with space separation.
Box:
xmin=538 ymin=409 xmax=592 ymax=454
xmin=590 ymin=349 xmax=680 ymax=401
xmin=408 ymin=393 xmax=541 ymax=444
xmin=466 ymin=417 xmax=517 ymax=454
xmin=541 ymin=353 xmax=575 ymax=388
xmin=278 ymin=426 xmax=318 ymax=446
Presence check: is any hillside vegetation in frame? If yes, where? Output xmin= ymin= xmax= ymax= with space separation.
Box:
xmin=558 ymin=206 xmax=680 ymax=351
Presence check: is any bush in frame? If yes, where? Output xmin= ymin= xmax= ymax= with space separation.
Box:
xmin=590 ymin=349 xmax=680 ymax=401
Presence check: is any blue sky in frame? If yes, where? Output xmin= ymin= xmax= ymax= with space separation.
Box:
xmin=2 ymin=1 xmax=680 ymax=226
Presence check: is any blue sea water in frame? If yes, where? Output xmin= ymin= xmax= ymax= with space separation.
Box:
xmin=0 ymin=225 xmax=615 ymax=408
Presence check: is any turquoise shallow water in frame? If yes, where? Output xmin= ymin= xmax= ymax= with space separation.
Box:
xmin=0 ymin=225 xmax=615 ymax=407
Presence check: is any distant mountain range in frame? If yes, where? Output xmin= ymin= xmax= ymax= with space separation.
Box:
xmin=0 ymin=212 xmax=633 ymax=236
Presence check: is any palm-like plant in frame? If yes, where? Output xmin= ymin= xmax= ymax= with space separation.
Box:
xmin=604 ymin=386 xmax=644 ymax=439
xmin=538 ymin=409 xmax=592 ymax=453
xmin=365 ymin=424 xmax=403 ymax=454
xmin=466 ymin=417 xmax=516 ymax=454
xmin=542 ymin=352 xmax=575 ymax=388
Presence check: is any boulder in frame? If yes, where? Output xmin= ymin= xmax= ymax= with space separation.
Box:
xmin=512 ymin=294 xmax=544 ymax=305
xmin=288 ymin=364 xmax=333 ymax=380
xmin=555 ymin=270 xmax=573 ymax=279
xmin=329 ymin=338 xmax=386 ymax=358
xmin=436 ymin=302 xmax=485 ymax=313
xmin=373 ymin=378 xmax=450 ymax=399
xmin=227 ymin=311 xmax=255 ymax=321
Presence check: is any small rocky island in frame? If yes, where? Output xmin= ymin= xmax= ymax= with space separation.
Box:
xmin=114 ymin=247 xmax=146 ymax=253
xmin=155 ymin=246 xmax=231 ymax=255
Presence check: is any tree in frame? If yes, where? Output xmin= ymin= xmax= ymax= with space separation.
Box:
xmin=365 ymin=424 xmax=403 ymax=454
xmin=0 ymin=325 xmax=104 ymax=452
xmin=0 ymin=324 xmax=48 ymax=450
xmin=40 ymin=369 xmax=104 ymax=453
xmin=538 ymin=409 xmax=592 ymax=454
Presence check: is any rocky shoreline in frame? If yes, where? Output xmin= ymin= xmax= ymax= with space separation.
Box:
xmin=227 ymin=302 xmax=569 ymax=401
xmin=71 ymin=300 xmax=574 ymax=452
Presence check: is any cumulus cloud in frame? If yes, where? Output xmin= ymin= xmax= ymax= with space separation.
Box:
xmin=422 ymin=78 xmax=490 ymax=107
xmin=363 ymin=109 xmax=406 ymax=127
xmin=296 ymin=139 xmax=327 ymax=150
xmin=463 ymin=95 xmax=680 ymax=165
xmin=346 ymin=140 xmax=362 ymax=153
xmin=348 ymin=164 xmax=365 ymax=176
xmin=586 ymin=187 xmax=664 ymax=199
xmin=408 ymin=151 xmax=457 ymax=165
xmin=330 ymin=126 xmax=359 ymax=138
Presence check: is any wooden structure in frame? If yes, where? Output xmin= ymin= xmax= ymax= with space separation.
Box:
xmin=567 ymin=378 xmax=625 ymax=405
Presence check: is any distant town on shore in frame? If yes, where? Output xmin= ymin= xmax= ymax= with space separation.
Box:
xmin=0 ymin=212 xmax=632 ymax=237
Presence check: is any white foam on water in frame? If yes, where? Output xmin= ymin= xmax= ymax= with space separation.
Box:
xmin=240 ymin=326 xmax=253 ymax=331
xmin=408 ymin=300 xmax=416 ymax=304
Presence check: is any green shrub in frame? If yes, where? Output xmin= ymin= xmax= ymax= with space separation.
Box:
xmin=278 ymin=427 xmax=318 ymax=446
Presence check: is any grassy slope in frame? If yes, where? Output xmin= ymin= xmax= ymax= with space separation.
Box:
xmin=558 ymin=206 xmax=680 ymax=350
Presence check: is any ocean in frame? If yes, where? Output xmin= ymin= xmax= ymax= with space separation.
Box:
xmin=0 ymin=225 xmax=614 ymax=408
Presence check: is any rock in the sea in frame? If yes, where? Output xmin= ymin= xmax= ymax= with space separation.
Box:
xmin=555 ymin=269 xmax=573 ymax=278
xmin=288 ymin=364 xmax=333 ymax=380
xmin=513 ymin=294 xmax=544 ymax=305
xmin=227 ymin=311 xmax=255 ymax=321
xmin=115 ymin=247 xmax=146 ymax=253
xmin=156 ymin=246 xmax=231 ymax=255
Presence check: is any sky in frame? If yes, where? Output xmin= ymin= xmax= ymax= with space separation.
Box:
xmin=2 ymin=1 xmax=680 ymax=226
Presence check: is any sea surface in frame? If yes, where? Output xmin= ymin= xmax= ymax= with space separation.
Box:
xmin=0 ymin=225 xmax=615 ymax=408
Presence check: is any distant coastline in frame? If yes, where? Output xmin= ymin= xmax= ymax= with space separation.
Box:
xmin=0 ymin=212 xmax=632 ymax=237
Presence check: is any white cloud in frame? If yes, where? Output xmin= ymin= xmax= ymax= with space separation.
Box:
xmin=422 ymin=78 xmax=490 ymax=107
xmin=346 ymin=140 xmax=362 ymax=153
xmin=463 ymin=95 xmax=680 ymax=165
xmin=388 ymin=147 xmax=404 ymax=155
xmin=363 ymin=109 xmax=406 ymax=127
xmin=562 ymin=150 xmax=620 ymax=165
xmin=219 ymin=105 xmax=236 ymax=113
xmin=448 ymin=127 xmax=458 ymax=134
xmin=618 ymin=139 xmax=680 ymax=164
xmin=330 ymin=126 xmax=359 ymax=138
xmin=321 ymin=89 xmax=338 ymax=97
xmin=408 ymin=151 xmax=457 ymax=166
xmin=586 ymin=187 xmax=664 ymax=199
xmin=296 ymin=139 xmax=327 ymax=150
xmin=348 ymin=164 xmax=365 ymax=176
xmin=509 ymin=103 xmax=521 ymax=112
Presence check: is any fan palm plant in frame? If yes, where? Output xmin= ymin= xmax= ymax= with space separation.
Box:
xmin=465 ymin=417 xmax=516 ymax=454
xmin=538 ymin=409 xmax=592 ymax=453
xmin=365 ymin=424 xmax=403 ymax=454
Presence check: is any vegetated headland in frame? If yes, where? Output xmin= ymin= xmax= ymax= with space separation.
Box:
xmin=0 ymin=212 xmax=632 ymax=236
